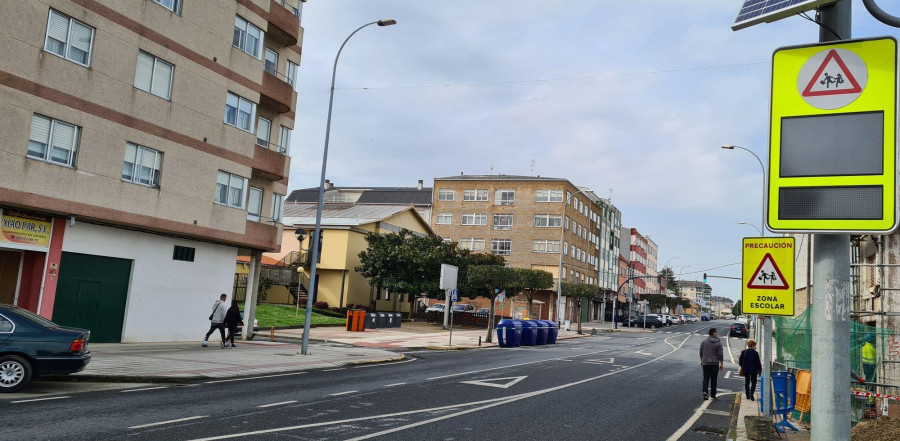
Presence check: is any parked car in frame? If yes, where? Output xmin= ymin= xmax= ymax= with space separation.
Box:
xmin=451 ymin=304 xmax=475 ymax=313
xmin=729 ymin=322 xmax=749 ymax=338
xmin=425 ymin=304 xmax=445 ymax=313
xmin=0 ymin=304 xmax=92 ymax=393
xmin=628 ymin=315 xmax=665 ymax=329
xmin=681 ymin=314 xmax=699 ymax=323
xmin=701 ymin=315 xmax=710 ymax=321
xmin=672 ymin=315 xmax=684 ymax=324
xmin=475 ymin=308 xmax=492 ymax=315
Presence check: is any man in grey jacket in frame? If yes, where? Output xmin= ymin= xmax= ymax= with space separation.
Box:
xmin=700 ymin=327 xmax=724 ymax=400
xmin=203 ymin=294 xmax=229 ymax=348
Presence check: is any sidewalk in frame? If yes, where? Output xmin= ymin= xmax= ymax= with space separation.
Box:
xmin=732 ymin=391 xmax=810 ymax=441
xmin=272 ymin=320 xmax=616 ymax=349
xmin=60 ymin=340 xmax=402 ymax=383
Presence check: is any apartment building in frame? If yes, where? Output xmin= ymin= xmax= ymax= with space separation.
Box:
xmin=431 ymin=175 xmax=604 ymax=321
xmin=622 ymin=227 xmax=653 ymax=296
xmin=285 ymin=179 xmax=433 ymax=224
xmin=676 ymin=281 xmax=712 ymax=303
xmin=582 ymin=192 xmax=622 ymax=321
xmin=0 ymin=0 xmax=303 ymax=342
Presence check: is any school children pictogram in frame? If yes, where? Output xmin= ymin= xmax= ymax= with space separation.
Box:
xmin=801 ymin=49 xmax=863 ymax=96
xmin=746 ymin=253 xmax=789 ymax=290
xmin=796 ymin=47 xmax=868 ymax=110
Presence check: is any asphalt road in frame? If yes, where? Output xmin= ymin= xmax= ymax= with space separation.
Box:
xmin=0 ymin=320 xmax=750 ymax=441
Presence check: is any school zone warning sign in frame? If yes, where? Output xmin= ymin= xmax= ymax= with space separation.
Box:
xmin=742 ymin=237 xmax=795 ymax=316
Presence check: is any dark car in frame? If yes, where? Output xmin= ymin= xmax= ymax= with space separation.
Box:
xmin=628 ymin=315 xmax=665 ymax=329
xmin=0 ymin=304 xmax=91 ymax=393
xmin=729 ymin=322 xmax=749 ymax=338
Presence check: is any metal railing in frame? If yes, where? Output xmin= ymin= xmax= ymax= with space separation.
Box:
xmin=264 ymin=65 xmax=296 ymax=86
xmin=255 ymin=139 xmax=289 ymax=155
xmin=275 ymin=0 xmax=303 ymax=19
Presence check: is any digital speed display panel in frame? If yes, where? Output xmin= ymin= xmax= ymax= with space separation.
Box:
xmin=780 ymin=112 xmax=883 ymax=177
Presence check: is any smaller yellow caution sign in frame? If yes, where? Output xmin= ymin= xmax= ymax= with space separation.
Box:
xmin=742 ymin=237 xmax=795 ymax=316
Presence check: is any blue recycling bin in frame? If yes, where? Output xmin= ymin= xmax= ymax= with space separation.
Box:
xmin=759 ymin=372 xmax=798 ymax=433
xmin=496 ymin=319 xmax=522 ymax=348
xmin=546 ymin=320 xmax=559 ymax=344
xmin=534 ymin=320 xmax=549 ymax=345
xmin=520 ymin=320 xmax=538 ymax=346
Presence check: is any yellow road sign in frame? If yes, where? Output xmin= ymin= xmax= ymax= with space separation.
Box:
xmin=742 ymin=237 xmax=795 ymax=316
xmin=768 ymin=37 xmax=897 ymax=233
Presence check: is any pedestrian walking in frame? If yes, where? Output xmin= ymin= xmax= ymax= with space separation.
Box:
xmin=699 ymin=327 xmax=724 ymax=400
xmin=223 ymin=299 xmax=241 ymax=348
xmin=738 ymin=339 xmax=762 ymax=401
xmin=203 ymin=294 xmax=228 ymax=348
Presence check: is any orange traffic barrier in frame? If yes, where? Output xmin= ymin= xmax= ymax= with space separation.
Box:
xmin=795 ymin=369 xmax=811 ymax=423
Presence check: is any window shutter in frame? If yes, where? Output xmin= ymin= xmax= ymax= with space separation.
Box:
xmin=30 ymin=115 xmax=52 ymax=144
xmin=50 ymin=122 xmax=76 ymax=164
xmin=248 ymin=188 xmax=262 ymax=216
xmin=151 ymin=59 xmax=173 ymax=99
xmin=134 ymin=52 xmax=154 ymax=92
xmin=46 ymin=11 xmax=69 ymax=45
xmin=124 ymin=142 xmax=138 ymax=163
xmin=69 ymin=21 xmax=93 ymax=53
xmin=154 ymin=149 xmax=162 ymax=171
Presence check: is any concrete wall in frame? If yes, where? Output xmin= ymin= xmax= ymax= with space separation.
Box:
xmin=62 ymin=222 xmax=236 ymax=342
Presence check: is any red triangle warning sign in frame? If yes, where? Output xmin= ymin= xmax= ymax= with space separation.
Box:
xmin=747 ymin=253 xmax=789 ymax=290
xmin=802 ymin=49 xmax=863 ymax=97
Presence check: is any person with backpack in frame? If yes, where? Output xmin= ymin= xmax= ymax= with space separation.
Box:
xmin=203 ymin=294 xmax=228 ymax=348
xmin=739 ymin=339 xmax=763 ymax=400
xmin=223 ymin=299 xmax=242 ymax=348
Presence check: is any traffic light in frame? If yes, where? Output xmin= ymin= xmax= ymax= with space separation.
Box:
xmin=703 ymin=273 xmax=708 ymax=283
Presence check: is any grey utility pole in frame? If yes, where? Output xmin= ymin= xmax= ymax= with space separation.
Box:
xmin=811 ymin=2 xmax=852 ymax=441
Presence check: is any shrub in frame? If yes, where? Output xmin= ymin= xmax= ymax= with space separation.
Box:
xmin=314 ymin=301 xmax=329 ymax=309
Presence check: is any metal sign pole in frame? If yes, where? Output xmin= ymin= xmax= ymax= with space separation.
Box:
xmin=810 ymin=3 xmax=852 ymax=441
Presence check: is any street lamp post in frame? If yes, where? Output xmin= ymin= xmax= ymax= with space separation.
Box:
xmin=738 ymin=221 xmax=762 ymax=236
xmin=557 ymin=188 xmax=592 ymax=326
xmin=721 ymin=145 xmax=766 ymax=237
xmin=302 ymin=18 xmax=397 ymax=356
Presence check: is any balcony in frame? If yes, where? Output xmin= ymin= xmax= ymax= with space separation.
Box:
xmin=267 ymin=0 xmax=301 ymax=46
xmin=260 ymin=70 xmax=294 ymax=114
xmin=252 ymin=142 xmax=289 ymax=181
xmin=245 ymin=219 xmax=280 ymax=252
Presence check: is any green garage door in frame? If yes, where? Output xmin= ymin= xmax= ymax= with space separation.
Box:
xmin=53 ymin=252 xmax=132 ymax=343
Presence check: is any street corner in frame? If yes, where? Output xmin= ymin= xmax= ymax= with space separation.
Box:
xmin=347 ymin=354 xmax=406 ymax=365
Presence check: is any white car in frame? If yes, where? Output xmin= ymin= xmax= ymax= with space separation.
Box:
xmin=737 ymin=315 xmax=749 ymax=324
xmin=425 ymin=303 xmax=445 ymax=313
xmin=682 ymin=314 xmax=699 ymax=323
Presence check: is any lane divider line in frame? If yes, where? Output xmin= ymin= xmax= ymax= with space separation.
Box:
xmin=129 ymin=416 xmax=207 ymax=429
xmin=10 ymin=396 xmax=70 ymax=404
xmin=426 ymin=349 xmax=611 ymax=380
xmin=329 ymin=390 xmax=358 ymax=396
xmin=258 ymin=401 xmax=297 ymax=408
xmin=122 ymin=387 xmax=167 ymax=393
xmin=204 ymin=372 xmax=306 ymax=384
xmin=384 ymin=383 xmax=406 ymax=387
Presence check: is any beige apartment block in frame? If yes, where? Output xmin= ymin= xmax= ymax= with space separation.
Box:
xmin=0 ymin=0 xmax=303 ymax=342
xmin=432 ymin=175 xmax=605 ymax=321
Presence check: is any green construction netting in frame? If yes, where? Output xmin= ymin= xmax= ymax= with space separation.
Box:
xmin=773 ymin=309 xmax=894 ymax=380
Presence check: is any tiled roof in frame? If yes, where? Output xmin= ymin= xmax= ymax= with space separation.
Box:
xmin=282 ymin=203 xmax=416 ymax=227
xmin=236 ymin=255 xmax=285 ymax=266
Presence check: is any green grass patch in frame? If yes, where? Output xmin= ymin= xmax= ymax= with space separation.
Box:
xmin=247 ymin=304 xmax=346 ymax=328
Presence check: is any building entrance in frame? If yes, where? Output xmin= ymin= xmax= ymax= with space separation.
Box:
xmin=0 ymin=249 xmax=22 ymax=305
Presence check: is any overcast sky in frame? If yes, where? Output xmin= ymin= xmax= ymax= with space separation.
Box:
xmin=288 ymin=1 xmax=900 ymax=301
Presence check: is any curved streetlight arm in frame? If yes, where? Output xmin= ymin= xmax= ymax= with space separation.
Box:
xmin=863 ymin=0 xmax=900 ymax=28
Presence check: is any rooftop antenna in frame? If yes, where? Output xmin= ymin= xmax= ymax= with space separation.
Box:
xmin=608 ymin=188 xmax=613 ymax=202
xmin=530 ymin=159 xmax=536 ymax=176
xmin=490 ymin=165 xmax=494 ymax=175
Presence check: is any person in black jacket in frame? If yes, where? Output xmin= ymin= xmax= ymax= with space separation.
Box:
xmin=739 ymin=339 xmax=763 ymax=400
xmin=223 ymin=300 xmax=242 ymax=348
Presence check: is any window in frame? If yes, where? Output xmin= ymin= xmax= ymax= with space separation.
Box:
xmin=256 ymin=117 xmax=271 ymax=147
xmin=567 ymin=192 xmax=572 ymax=203
xmin=44 ymin=9 xmax=94 ymax=66
xmin=278 ymin=126 xmax=291 ymax=154
xmin=563 ymin=242 xmax=568 ymax=254
xmin=459 ymin=238 xmax=485 ymax=251
xmin=286 ymin=61 xmax=298 ymax=86
xmin=215 ymin=171 xmax=248 ymax=209
xmin=532 ymin=240 xmax=561 ymax=253
xmin=233 ymin=16 xmax=263 ymax=59
xmin=122 ymin=142 xmax=162 ymax=187
xmin=224 ymin=92 xmax=256 ymax=133
xmin=494 ymin=189 xmax=515 ymax=205
xmin=438 ymin=189 xmax=454 ymax=201
xmin=565 ymin=216 xmax=570 ymax=229
xmin=134 ymin=51 xmax=174 ymax=99
xmin=461 ymin=213 xmax=487 ymax=226
xmin=534 ymin=214 xmax=562 ymax=227
xmin=173 ymin=245 xmax=195 ymax=262
xmin=27 ymin=114 xmax=79 ymax=167
xmin=264 ymin=48 xmax=278 ymax=76
xmin=536 ymin=189 xmax=563 ymax=202
xmin=247 ymin=187 xmax=263 ymax=221
xmin=0 ymin=315 xmax=13 ymax=333
xmin=493 ymin=214 xmax=513 ymax=230
xmin=272 ymin=193 xmax=284 ymax=222
xmin=463 ymin=189 xmax=488 ymax=201
xmin=491 ymin=239 xmax=511 ymax=255
xmin=153 ymin=0 xmax=182 ymax=13
xmin=436 ymin=213 xmax=452 ymax=225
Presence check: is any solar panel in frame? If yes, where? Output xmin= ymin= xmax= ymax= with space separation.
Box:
xmin=732 ymin=0 xmax=839 ymax=31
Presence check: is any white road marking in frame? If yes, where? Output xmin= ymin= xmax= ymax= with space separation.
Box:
xmin=635 ymin=350 xmax=652 ymax=356
xmin=129 ymin=416 xmax=207 ymax=429
xmin=426 ymin=349 xmax=610 ymax=380
xmin=353 ymin=357 xmax=416 ymax=368
xmin=323 ymin=368 xmax=345 ymax=372
xmin=329 ymin=390 xmax=358 ymax=396
xmin=583 ymin=358 xmax=615 ymax=364
xmin=665 ymin=398 xmax=713 ymax=441
xmin=204 ymin=372 xmax=306 ymax=384
xmin=10 ymin=396 xmax=70 ymax=404
xmin=461 ymin=376 xmax=527 ymax=389
xmin=726 ymin=334 xmax=737 ymax=365
xmin=184 ymin=334 xmax=697 ymax=441
xmin=122 ymin=386 xmax=167 ymax=393
xmin=384 ymin=383 xmax=406 ymax=387
xmin=258 ymin=401 xmax=297 ymax=408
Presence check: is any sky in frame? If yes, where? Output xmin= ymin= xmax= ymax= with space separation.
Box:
xmin=287 ymin=1 xmax=900 ymax=302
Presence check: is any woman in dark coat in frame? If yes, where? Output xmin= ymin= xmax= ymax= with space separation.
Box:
xmin=223 ymin=300 xmax=241 ymax=348
xmin=739 ymin=339 xmax=763 ymax=400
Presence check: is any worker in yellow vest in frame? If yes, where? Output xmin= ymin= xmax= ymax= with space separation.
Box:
xmin=862 ymin=333 xmax=877 ymax=404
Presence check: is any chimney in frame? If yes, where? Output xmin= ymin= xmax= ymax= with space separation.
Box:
xmin=324 ymin=179 xmax=333 ymax=190
xmin=417 ymin=180 xmax=423 ymax=190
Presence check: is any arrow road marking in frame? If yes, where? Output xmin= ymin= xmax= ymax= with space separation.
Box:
xmin=635 ymin=350 xmax=652 ymax=356
xmin=583 ymin=358 xmax=615 ymax=364
xmin=461 ymin=376 xmax=527 ymax=389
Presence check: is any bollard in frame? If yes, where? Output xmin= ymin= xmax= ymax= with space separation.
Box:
xmin=479 ymin=336 xmax=482 ymax=346
xmin=270 ymin=326 xmax=275 ymax=342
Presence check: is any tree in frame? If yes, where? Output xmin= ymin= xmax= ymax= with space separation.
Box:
xmin=467 ymin=265 xmax=518 ymax=343
xmin=660 ymin=267 xmax=679 ymax=294
xmin=515 ymin=268 xmax=554 ymax=317
xmin=732 ymin=300 xmax=743 ymax=316
xmin=561 ymin=281 xmax=597 ymax=334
